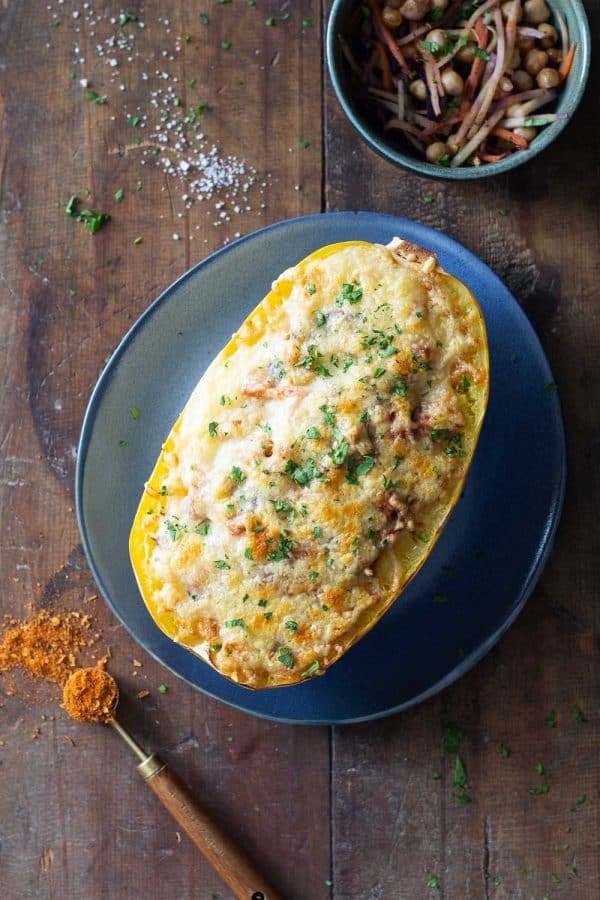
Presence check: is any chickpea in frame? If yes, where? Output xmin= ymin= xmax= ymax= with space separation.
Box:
xmin=382 ymin=6 xmax=404 ymax=27
xmin=516 ymin=36 xmax=534 ymax=52
xmin=501 ymin=1 xmax=523 ymax=22
xmin=399 ymin=0 xmax=431 ymax=21
xmin=524 ymin=48 xmax=548 ymax=76
xmin=499 ymin=75 xmax=514 ymax=93
xmin=457 ymin=43 xmax=476 ymax=64
xmin=524 ymin=0 xmax=550 ymax=25
xmin=446 ymin=134 xmax=460 ymax=156
xmin=536 ymin=66 xmax=560 ymax=89
xmin=538 ymin=23 xmax=557 ymax=48
xmin=425 ymin=141 xmax=448 ymax=163
xmin=425 ymin=29 xmax=448 ymax=52
xmin=514 ymin=126 xmax=537 ymax=142
xmin=546 ymin=47 xmax=563 ymax=66
xmin=508 ymin=48 xmax=522 ymax=69
xmin=409 ymin=78 xmax=428 ymax=101
xmin=512 ymin=69 xmax=534 ymax=91
xmin=441 ymin=68 xmax=464 ymax=96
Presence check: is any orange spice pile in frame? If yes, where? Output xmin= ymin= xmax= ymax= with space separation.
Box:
xmin=62 ymin=668 xmax=118 ymax=724
xmin=0 ymin=608 xmax=100 ymax=693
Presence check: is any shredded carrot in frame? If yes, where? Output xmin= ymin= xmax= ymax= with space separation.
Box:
xmin=480 ymin=151 xmax=509 ymax=162
xmin=490 ymin=127 xmax=529 ymax=149
xmin=369 ymin=0 xmax=410 ymax=75
xmin=559 ymin=43 xmax=576 ymax=82
xmin=463 ymin=18 xmax=488 ymax=107
xmin=375 ymin=40 xmax=393 ymax=91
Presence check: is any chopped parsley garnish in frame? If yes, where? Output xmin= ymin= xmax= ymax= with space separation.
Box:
xmin=221 ymin=39 xmax=232 ymax=49
xmin=230 ymin=466 xmax=246 ymax=483
xmin=160 ymin=484 xmax=169 ymax=496
xmin=455 ymin=374 xmax=472 ymax=394
xmin=285 ymin=620 xmax=299 ymax=633
xmin=302 ymin=17 xmax=312 ymax=26
xmin=528 ymin=784 xmax=550 ymax=795
xmin=359 ymin=411 xmax=369 ymax=423
xmin=330 ymin=441 xmax=349 ymax=466
xmin=208 ymin=421 xmax=218 ymax=437
xmin=127 ymin=115 xmax=141 ymax=127
xmin=119 ymin=12 xmax=139 ymax=25
xmin=244 ymin=548 xmax=253 ymax=560
xmin=534 ymin=761 xmax=544 ymax=775
xmin=473 ymin=47 xmax=491 ymax=60
xmin=394 ymin=382 xmax=408 ymax=397
xmin=267 ymin=535 xmax=294 ymax=561
xmin=130 ymin=406 xmax=141 ymax=419
xmin=265 ymin=16 xmax=275 ymax=26
xmin=346 ymin=455 xmax=375 ymax=484
xmin=306 ymin=426 xmax=322 ymax=439
xmin=211 ymin=643 xmax=222 ymax=651
xmin=224 ymin=618 xmax=246 ymax=629
xmin=194 ymin=519 xmax=211 ymax=535
xmin=320 ymin=404 xmax=336 ymax=426
xmin=114 ymin=188 xmax=125 ymax=202
xmin=118 ymin=439 xmax=128 ymax=448
xmin=215 ymin=560 xmax=231 ymax=570
xmin=453 ymin=755 xmax=468 ymax=789
xmin=456 ymin=793 xmax=471 ymax=805
xmin=158 ymin=684 xmax=168 ymax=694
xmin=373 ymin=367 xmax=386 ymax=378
xmin=285 ymin=457 xmax=321 ymax=487
xmin=257 ymin=599 xmax=267 ymax=607
xmin=498 ymin=207 xmax=510 ymax=217
xmin=166 ymin=519 xmax=187 ymax=541
xmin=298 ymin=139 xmax=310 ymax=149
xmin=419 ymin=39 xmax=441 ymax=56
xmin=278 ymin=647 xmax=295 ymax=669
xmin=321 ymin=604 xmax=329 ymax=612
xmin=496 ymin=742 xmax=510 ymax=758
xmin=335 ymin=282 xmax=363 ymax=306
xmin=65 ymin=195 xmax=110 ymax=233
xmin=313 ymin=526 xmax=322 ymax=538
xmin=316 ymin=310 xmax=326 ymax=327
xmin=264 ymin=611 xmax=273 ymax=620
xmin=426 ymin=875 xmax=440 ymax=889
xmin=86 ymin=90 xmax=107 ymax=105
xmin=545 ymin=711 xmax=557 ymax=728
xmin=307 ymin=284 xmax=317 ymax=295
xmin=301 ymin=661 xmax=319 ymax=678
xmin=419 ymin=531 xmax=430 ymax=543
xmin=573 ymin=704 xmax=587 ymax=722
xmin=431 ymin=429 xmax=466 ymax=458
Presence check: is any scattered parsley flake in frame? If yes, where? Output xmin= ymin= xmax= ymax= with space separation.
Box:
xmin=127 ymin=114 xmax=141 ymax=127
xmin=221 ymin=40 xmax=232 ymax=49
xmin=208 ymin=421 xmax=219 ymax=437
xmin=114 ymin=188 xmax=125 ymax=202
xmin=545 ymin=711 xmax=557 ymax=728
xmin=278 ymin=647 xmax=295 ymax=669
xmin=158 ymin=684 xmax=168 ymax=694
xmin=225 ymin=618 xmax=246 ymax=629
xmin=199 ymin=13 xmax=210 ymax=24
xmin=285 ymin=620 xmax=299 ymax=633
xmin=230 ymin=466 xmax=246 ymax=483
xmin=426 ymin=875 xmax=440 ymax=889
xmin=299 ymin=139 xmax=310 ymax=149
xmin=118 ymin=439 xmax=128 ymax=448
xmin=498 ymin=207 xmax=510 ymax=216
xmin=133 ymin=236 xmax=143 ymax=245
xmin=573 ymin=704 xmax=587 ymax=722
xmin=496 ymin=742 xmax=510 ymax=758
xmin=453 ymin=754 xmax=468 ymax=789
xmin=215 ymin=560 xmax=231 ymax=570
xmin=302 ymin=661 xmax=319 ymax=678
xmin=130 ymin=406 xmax=141 ymax=420
xmin=265 ymin=17 xmax=275 ymax=26
xmin=86 ymin=90 xmax=107 ymax=105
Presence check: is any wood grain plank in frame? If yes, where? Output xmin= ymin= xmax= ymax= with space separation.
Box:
xmin=325 ymin=0 xmax=600 ymax=896
xmin=0 ymin=3 xmax=328 ymax=899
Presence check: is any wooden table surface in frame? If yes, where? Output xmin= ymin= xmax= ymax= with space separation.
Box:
xmin=1 ymin=2 xmax=598 ymax=898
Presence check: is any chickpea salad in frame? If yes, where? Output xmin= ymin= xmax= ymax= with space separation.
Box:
xmin=339 ymin=0 xmax=576 ymax=168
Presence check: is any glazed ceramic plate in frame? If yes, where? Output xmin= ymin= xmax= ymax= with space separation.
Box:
xmin=76 ymin=212 xmax=565 ymax=725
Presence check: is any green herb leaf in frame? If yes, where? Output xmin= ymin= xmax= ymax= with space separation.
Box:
xmin=194 ymin=519 xmax=211 ymax=535
xmin=215 ymin=560 xmax=231 ymax=570
xmin=86 ymin=90 xmax=107 ymax=105
xmin=130 ymin=406 xmax=141 ymax=419
xmin=224 ymin=618 xmax=246 ymax=629
xmin=230 ymin=466 xmax=246 ymax=483
xmin=158 ymin=684 xmax=168 ymax=694
xmin=426 ymin=875 xmax=440 ymax=889
xmin=545 ymin=711 xmax=557 ymax=728
xmin=127 ymin=114 xmax=141 ymax=127
xmin=114 ymin=188 xmax=125 ymax=202
xmin=473 ymin=47 xmax=491 ymax=60
xmin=299 ymin=139 xmax=310 ymax=149
xmin=278 ymin=647 xmax=295 ymax=669
xmin=301 ymin=661 xmax=319 ymax=678
xmin=221 ymin=39 xmax=232 ymax=49
xmin=208 ymin=421 xmax=219 ymax=437
xmin=306 ymin=426 xmax=322 ymax=440
xmin=394 ymin=381 xmax=408 ymax=397
xmin=496 ymin=742 xmax=510 ymax=758
xmin=199 ymin=13 xmax=210 ymax=24
xmin=285 ymin=620 xmax=299 ymax=633
xmin=453 ymin=754 xmax=468 ymax=789
xmin=573 ymin=704 xmax=587 ymax=722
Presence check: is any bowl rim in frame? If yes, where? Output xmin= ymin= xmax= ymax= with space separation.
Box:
xmin=326 ymin=0 xmax=591 ymax=180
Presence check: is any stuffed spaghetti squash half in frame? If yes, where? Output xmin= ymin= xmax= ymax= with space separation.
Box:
xmin=130 ymin=239 xmax=489 ymax=688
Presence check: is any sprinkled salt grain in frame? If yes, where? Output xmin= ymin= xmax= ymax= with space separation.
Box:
xmin=108 ymin=58 xmax=118 ymax=67
xmin=79 ymin=78 xmax=88 ymax=87
xmin=172 ymin=234 xmax=180 ymax=241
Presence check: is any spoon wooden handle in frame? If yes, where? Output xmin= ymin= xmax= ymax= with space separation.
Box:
xmin=139 ymin=754 xmax=281 ymax=900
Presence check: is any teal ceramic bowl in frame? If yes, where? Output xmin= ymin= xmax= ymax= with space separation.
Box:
xmin=327 ymin=0 xmax=591 ymax=179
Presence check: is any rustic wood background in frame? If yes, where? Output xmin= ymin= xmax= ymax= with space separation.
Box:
xmin=0 ymin=1 xmax=598 ymax=898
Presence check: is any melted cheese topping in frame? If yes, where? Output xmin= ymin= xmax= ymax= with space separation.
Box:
xmin=130 ymin=240 xmax=488 ymax=688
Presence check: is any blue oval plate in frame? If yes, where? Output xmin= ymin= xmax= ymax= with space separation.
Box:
xmin=76 ymin=212 xmax=565 ymax=725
